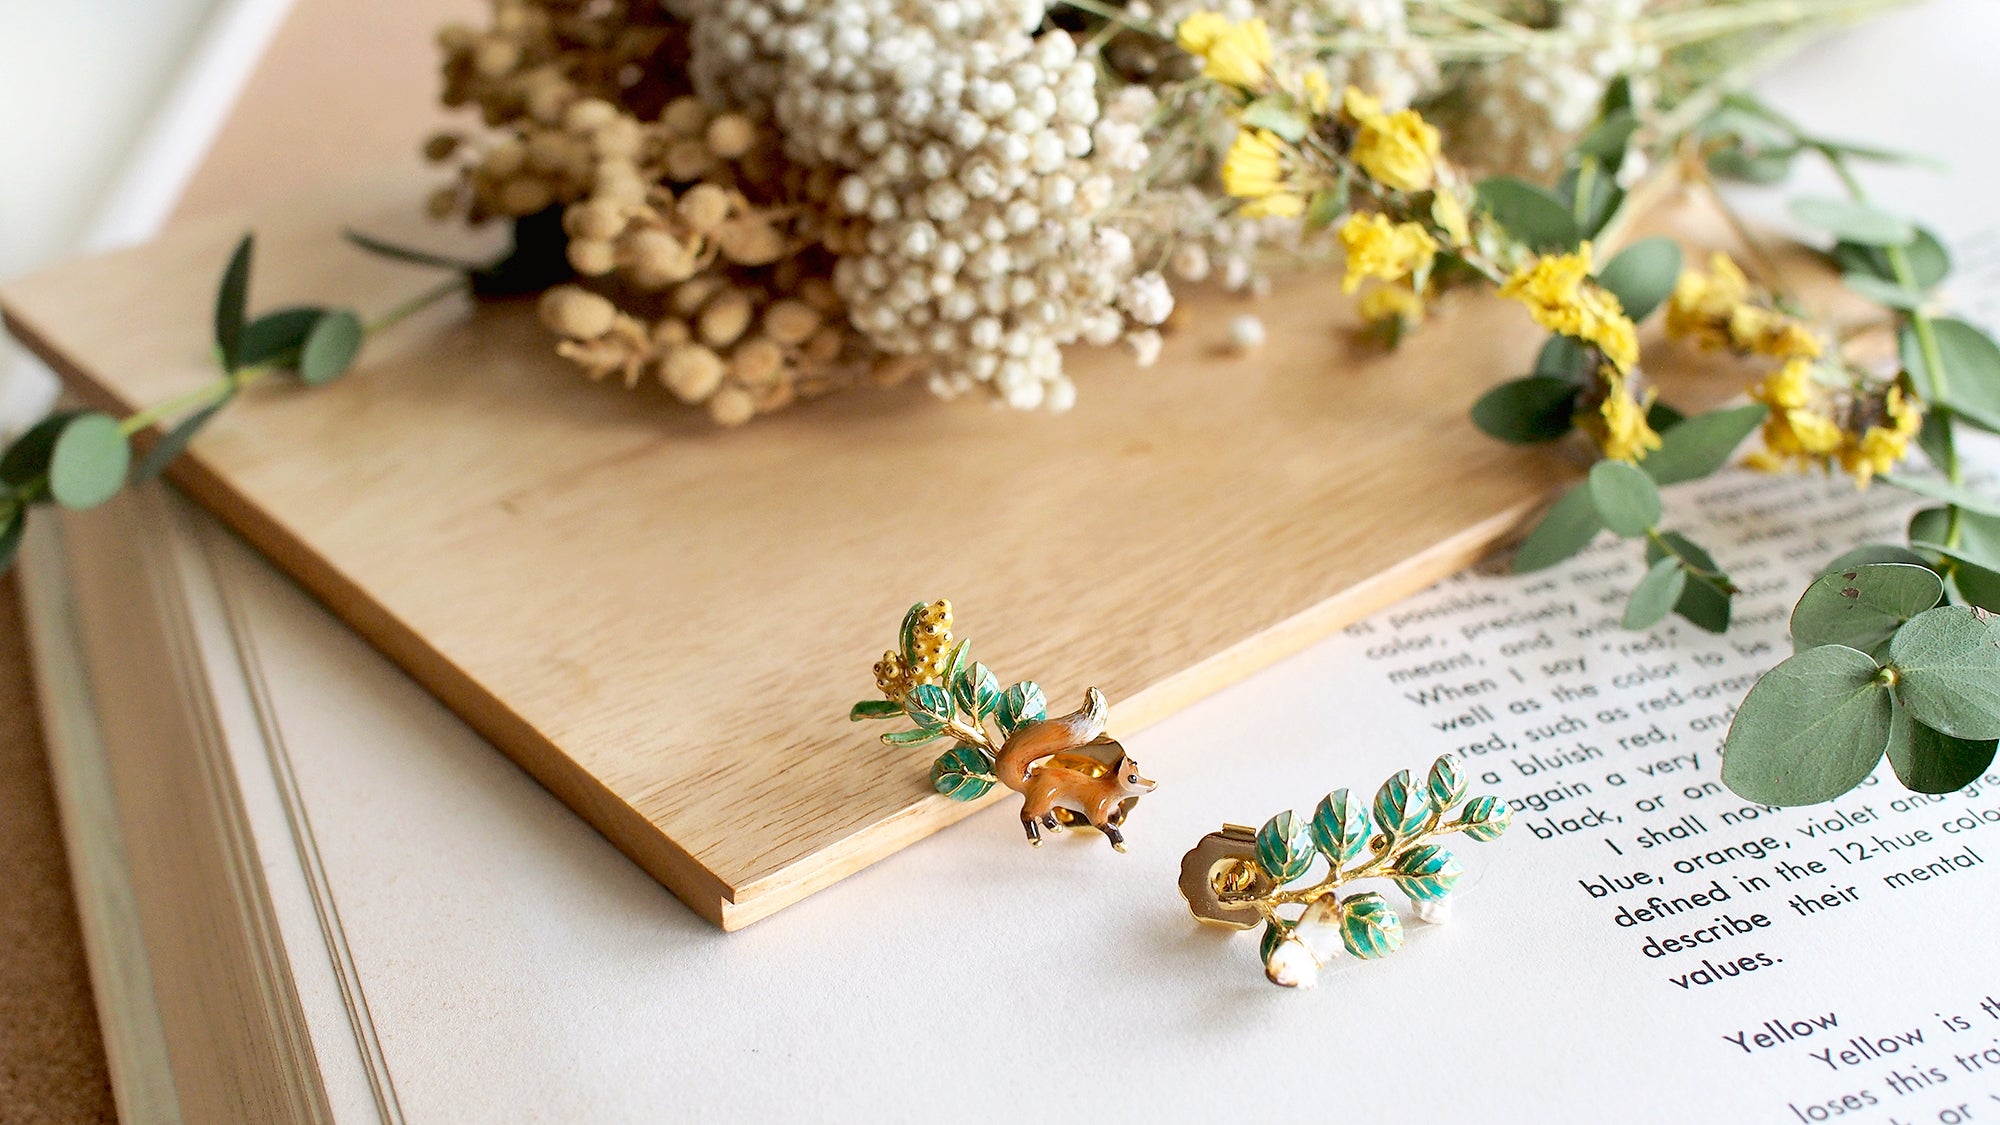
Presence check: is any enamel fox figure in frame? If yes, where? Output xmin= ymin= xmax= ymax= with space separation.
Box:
xmin=994 ymin=688 xmax=1156 ymax=850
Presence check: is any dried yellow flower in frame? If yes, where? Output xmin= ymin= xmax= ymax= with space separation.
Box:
xmin=1176 ymin=13 xmax=1273 ymax=93
xmin=1584 ymin=370 xmax=1662 ymax=463
xmin=1343 ymin=85 xmax=1440 ymax=194
xmin=1337 ymin=213 xmax=1438 ymax=295
xmin=1499 ymin=244 xmax=1639 ymax=373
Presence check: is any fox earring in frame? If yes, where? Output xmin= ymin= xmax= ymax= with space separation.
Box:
xmin=849 ymin=599 xmax=1156 ymax=850
xmin=1179 ymin=754 xmax=1511 ymax=988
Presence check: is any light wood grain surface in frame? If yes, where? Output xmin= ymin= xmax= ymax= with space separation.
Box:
xmin=0 ymin=169 xmax=1757 ymax=928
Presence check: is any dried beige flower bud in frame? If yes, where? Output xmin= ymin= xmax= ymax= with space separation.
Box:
xmin=651 ymin=318 xmax=692 ymax=348
xmin=497 ymin=176 xmax=554 ymax=216
xmin=699 ymin=290 xmax=754 ymax=348
xmin=426 ymin=186 xmax=460 ymax=219
xmin=482 ymin=139 xmax=527 ymax=179
xmin=677 ymin=184 xmax=731 ymax=234
xmin=593 ymin=117 xmax=645 ymax=161
xmin=663 ymin=138 xmax=715 ymax=181
xmin=714 ymin=220 xmax=785 ymax=266
xmin=567 ymin=237 xmax=616 ymax=276
xmin=704 ymin=113 xmax=756 ymax=160
xmin=672 ymin=275 xmax=726 ymax=316
xmin=707 ymin=383 xmax=757 ymax=427
xmin=563 ymin=97 xmax=618 ymax=135
xmin=660 ymin=95 xmax=708 ymax=137
xmin=539 ymin=286 xmax=618 ymax=340
xmin=626 ymin=229 xmax=698 ymax=288
xmin=472 ymin=35 xmax=520 ymax=78
xmin=797 ymin=277 xmax=842 ymax=314
xmin=762 ymin=299 xmax=821 ymax=346
xmin=730 ymin=337 xmax=785 ymax=387
xmin=565 ymin=199 xmax=624 ymax=242
xmin=662 ymin=343 xmax=726 ymax=403
xmin=423 ymin=133 xmax=460 ymax=162
xmin=803 ymin=326 xmax=845 ymax=365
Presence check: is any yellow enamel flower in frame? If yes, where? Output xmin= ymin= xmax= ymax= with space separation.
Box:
xmin=1582 ymin=369 xmax=1662 ymax=463
xmin=1176 ymin=13 xmax=1272 ymax=93
xmin=1221 ymin=128 xmax=1304 ymax=217
xmin=1498 ymin=244 xmax=1639 ymax=372
xmin=1342 ymin=85 xmax=1440 ymax=194
xmin=1337 ymin=212 xmax=1438 ymax=295
xmin=1359 ymin=281 xmax=1426 ymax=327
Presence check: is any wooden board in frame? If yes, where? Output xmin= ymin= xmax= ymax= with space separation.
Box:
xmin=0 ymin=166 xmax=1749 ymax=928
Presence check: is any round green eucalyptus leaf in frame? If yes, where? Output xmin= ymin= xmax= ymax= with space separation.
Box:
xmin=1514 ymin=483 xmax=1603 ymax=573
xmin=1721 ymin=644 xmax=1892 ymax=806
xmin=0 ymin=410 xmax=82 ymax=490
xmin=1835 ymin=229 xmax=1950 ymax=289
xmin=1595 ymin=237 xmax=1681 ymax=321
xmin=1588 ymin=460 xmax=1662 ymax=537
xmin=1475 ymin=176 xmax=1580 ymax=252
xmin=1841 ymin=272 xmax=1926 ymax=311
xmin=1903 ymin=318 xmax=2000 ymax=426
xmin=1889 ymin=606 xmax=2000 ymax=739
xmin=1885 ymin=707 xmax=1997 ymax=795
xmin=300 ymin=310 xmax=364 ymax=386
xmin=1642 ymin=404 xmax=1768 ymax=486
xmin=47 ymin=413 xmax=130 ymax=511
xmin=1471 ymin=376 xmax=1580 ymax=444
xmin=1533 ymin=334 xmax=1588 ymax=380
xmin=1790 ymin=197 xmax=1915 ymax=247
xmin=1880 ymin=473 xmax=2000 ymax=519
xmin=1790 ymin=562 xmax=1943 ymax=652
xmin=1623 ymin=557 xmax=1686 ymax=630
xmin=1949 ymin=562 xmax=2000 ymax=614
xmin=1824 ymin=544 xmax=1935 ymax=573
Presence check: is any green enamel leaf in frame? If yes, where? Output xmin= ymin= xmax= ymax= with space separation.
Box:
xmin=1426 ymin=754 xmax=1468 ymax=809
xmin=904 ymin=683 xmax=955 ymax=731
xmin=1455 ymin=794 xmax=1512 ymax=841
xmin=214 ymin=233 xmax=254 ymax=370
xmin=1596 ymin=237 xmax=1680 ymax=321
xmin=1373 ymin=769 xmax=1429 ymax=838
xmin=1470 ymin=376 xmax=1580 ymax=444
xmin=1885 ymin=708 xmax=1996 ymax=795
xmin=898 ymin=602 xmax=924 ymax=666
xmin=994 ymin=681 xmax=1046 ymax=739
xmin=1721 ymin=644 xmax=1892 ymax=806
xmin=1889 ymin=606 xmax=2000 ymax=740
xmin=1258 ymin=918 xmax=1291 ymax=965
xmin=1514 ymin=483 xmax=1604 ymax=573
xmin=881 ymin=727 xmax=944 ymax=748
xmin=848 ymin=699 xmax=902 ymax=721
xmin=941 ymin=638 xmax=970 ymax=690
xmin=930 ymin=742 xmax=996 ymax=801
xmin=1476 ymin=176 xmax=1580 ymax=252
xmin=1790 ymin=562 xmax=1943 ymax=653
xmin=1623 ymin=557 xmax=1687 ymax=631
xmin=952 ymin=659 xmax=1000 ymax=719
xmin=299 ymin=310 xmax=363 ymax=386
xmin=47 ymin=413 xmax=130 ymax=512
xmin=1391 ymin=843 xmax=1463 ymax=902
xmin=1255 ymin=810 xmax=1316 ymax=883
xmin=133 ymin=394 xmax=233 ymax=484
xmin=1338 ymin=892 xmax=1404 ymax=959
xmin=1642 ymin=404 xmax=1768 ymax=486
xmin=1791 ymin=197 xmax=1915 ymax=247
xmin=1309 ymin=788 xmax=1372 ymax=865
xmin=1588 ymin=460 xmax=1661 ymax=538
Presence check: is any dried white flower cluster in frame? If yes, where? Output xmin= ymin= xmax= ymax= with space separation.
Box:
xmin=1455 ymin=0 xmax=1662 ymax=176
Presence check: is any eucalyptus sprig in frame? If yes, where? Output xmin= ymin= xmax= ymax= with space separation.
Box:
xmin=0 ymin=234 xmax=467 ymax=575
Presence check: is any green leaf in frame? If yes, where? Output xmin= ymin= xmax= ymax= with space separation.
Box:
xmin=1255 ymin=810 xmax=1316 ymax=883
xmin=344 ymin=229 xmax=488 ymax=273
xmin=0 ymin=410 xmax=82 ymax=492
xmin=881 ymin=727 xmax=945 ymax=748
xmin=1240 ymin=98 xmax=1308 ymax=142
xmin=1556 ymin=165 xmax=1620 ymax=240
xmin=1258 ymin=918 xmax=1290 ymax=965
xmin=941 ymin=638 xmax=970 ymax=692
xmin=1454 ymin=794 xmax=1511 ymax=841
xmin=1596 ymin=237 xmax=1681 ymax=321
xmin=132 ymin=394 xmax=233 ymax=484
xmin=1338 ymin=891 xmax=1404 ymax=959
xmin=1646 ymin=399 xmax=1686 ymax=434
xmin=1372 ymin=768 xmax=1429 ymax=838
xmin=1514 ymin=483 xmax=1603 ymax=573
xmin=1708 ymin=146 xmax=1798 ymax=184
xmin=1790 ymin=197 xmax=1915 ymax=247
xmin=1791 ymin=562 xmax=1943 ymax=652
xmin=1834 ymin=228 xmax=1950 ymax=289
xmin=1904 ymin=319 xmax=2000 ymax=426
xmin=237 ymin=306 xmax=326 ymax=368
xmin=1475 ymin=177 xmax=1581 ymax=252
xmin=898 ymin=603 xmax=924 ymax=666
xmin=1588 ymin=460 xmax=1662 ymax=537
xmin=1470 ymin=376 xmax=1580 ymax=443
xmin=1426 ymin=754 xmax=1467 ymax=808
xmin=0 ymin=508 xmax=22 ymax=574
xmin=848 ymin=699 xmax=902 ymax=721
xmin=994 ymin=681 xmax=1046 ymax=739
xmin=930 ymin=742 xmax=996 ymax=800
xmin=904 ymin=683 xmax=955 ymax=731
xmin=1309 ymin=789 xmax=1372 ymax=865
xmin=1623 ymin=557 xmax=1687 ymax=630
xmin=1645 ymin=531 xmax=1732 ymax=632
xmin=1824 ymin=544 xmax=1934 ymax=573
xmin=299 ymin=310 xmax=363 ymax=386
xmin=1721 ymin=644 xmax=1892 ymax=805
xmin=1642 ymin=404 xmax=1768 ymax=486
xmin=1881 ymin=473 xmax=2000 ymax=518
xmin=1391 ymin=843 xmax=1462 ymax=902
xmin=1889 ymin=606 xmax=2000 ymax=739
xmin=952 ymin=660 xmax=1000 ymax=720
xmin=1840 ymin=272 xmax=1927 ymax=311
xmin=47 ymin=414 xmax=130 ymax=511
xmin=1885 ymin=708 xmax=1996 ymax=794
xmin=1533 ymin=335 xmax=1589 ymax=380
xmin=214 ymin=234 xmax=254 ymax=370
xmin=1573 ymin=109 xmax=1639 ymax=166
xmin=1948 ymin=561 xmax=2000 ymax=614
